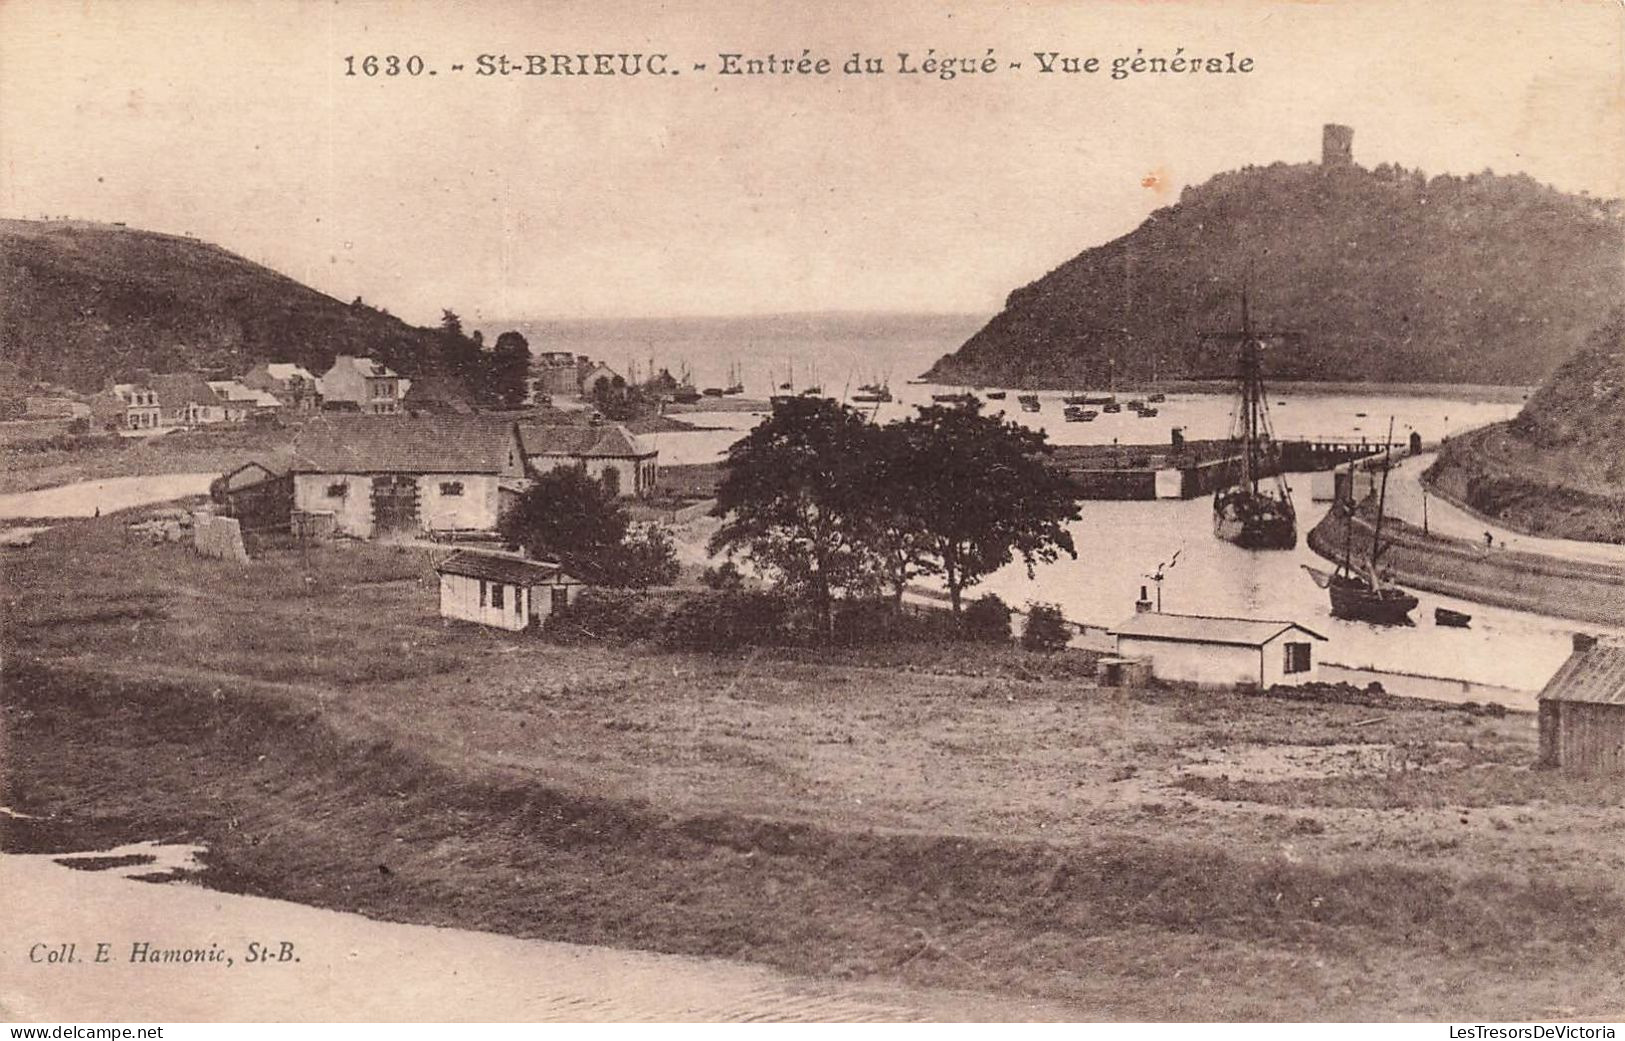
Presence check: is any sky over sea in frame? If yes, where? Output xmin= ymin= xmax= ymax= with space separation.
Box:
xmin=2 ymin=0 xmax=1620 ymax=324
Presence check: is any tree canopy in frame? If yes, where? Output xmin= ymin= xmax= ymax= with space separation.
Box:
xmin=709 ymin=397 xmax=1082 ymax=627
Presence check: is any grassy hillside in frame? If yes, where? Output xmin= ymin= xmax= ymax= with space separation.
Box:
xmin=1425 ymin=313 xmax=1625 ymax=543
xmin=0 ymin=219 xmax=446 ymax=391
xmin=926 ymin=163 xmax=1624 ymax=387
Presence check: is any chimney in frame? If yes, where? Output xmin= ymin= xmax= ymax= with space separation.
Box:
xmin=1322 ymin=124 xmax=1354 ymax=168
xmin=1135 ymin=586 xmax=1154 ymax=614
xmin=1170 ymin=427 xmax=1185 ymax=452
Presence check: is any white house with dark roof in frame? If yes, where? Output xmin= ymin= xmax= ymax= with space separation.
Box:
xmin=434 ymin=549 xmax=585 ymax=631
xmin=1111 ymin=612 xmax=1327 ymax=688
xmin=289 ymin=417 xmax=526 ymax=539
xmin=516 ymin=422 xmax=659 ymax=498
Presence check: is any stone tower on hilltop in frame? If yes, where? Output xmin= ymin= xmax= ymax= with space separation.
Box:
xmin=1322 ymin=123 xmax=1354 ymax=167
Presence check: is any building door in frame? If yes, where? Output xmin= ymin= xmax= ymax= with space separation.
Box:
xmin=371 ymin=474 xmax=419 ymax=535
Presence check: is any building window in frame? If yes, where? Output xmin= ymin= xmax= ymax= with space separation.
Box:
xmin=551 ymin=586 xmax=569 ymax=612
xmin=515 ymin=588 xmax=524 ymax=616
xmin=479 ymin=580 xmax=487 ymax=607
xmin=490 ymin=583 xmax=505 ymax=609
xmin=600 ymin=466 xmax=621 ymax=497
xmin=439 ymin=481 xmax=464 ymax=497
xmin=1284 ymin=642 xmax=1311 ymax=674
xmin=326 ymin=482 xmax=347 ymax=498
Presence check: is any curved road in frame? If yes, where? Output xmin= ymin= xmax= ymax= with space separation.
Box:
xmin=1386 ymin=454 xmax=1625 ymax=568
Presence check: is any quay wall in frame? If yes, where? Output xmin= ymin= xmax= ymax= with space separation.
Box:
xmin=1307 ymin=502 xmax=1625 ymax=629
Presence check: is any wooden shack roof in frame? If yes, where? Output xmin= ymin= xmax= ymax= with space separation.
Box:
xmin=1112 ymin=612 xmax=1327 ymax=647
xmin=1538 ymin=642 xmax=1625 ymax=706
xmin=434 ymin=550 xmax=575 ymax=586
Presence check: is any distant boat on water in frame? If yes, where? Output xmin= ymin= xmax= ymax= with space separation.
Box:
xmin=1017 ymin=394 xmax=1041 ymax=412
xmin=985 ymin=390 xmax=1007 ymax=400
xmin=1064 ymin=405 xmax=1098 ymax=422
xmin=932 ymin=391 xmax=977 ymax=406
xmin=852 ymin=381 xmax=892 ymax=403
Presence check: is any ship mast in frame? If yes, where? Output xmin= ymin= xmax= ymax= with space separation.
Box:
xmin=1240 ymin=291 xmax=1261 ymax=493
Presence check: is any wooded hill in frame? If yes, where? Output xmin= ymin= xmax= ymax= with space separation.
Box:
xmin=0 ymin=219 xmax=465 ymax=392
xmin=925 ymin=162 xmax=1625 ymax=387
xmin=1426 ymin=313 xmax=1625 ymax=543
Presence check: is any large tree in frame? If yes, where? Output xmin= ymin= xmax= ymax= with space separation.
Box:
xmin=708 ymin=396 xmax=876 ymax=635
xmin=499 ymin=466 xmax=630 ymax=581
xmin=488 ymin=331 xmax=533 ymax=408
xmin=861 ymin=420 xmax=941 ymax=605
xmin=894 ymin=402 xmax=1081 ymax=613
xmin=499 ymin=466 xmax=678 ymax=587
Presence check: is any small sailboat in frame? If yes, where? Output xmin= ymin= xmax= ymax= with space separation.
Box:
xmin=852 ymin=380 xmax=892 ymax=403
xmin=1017 ymin=394 xmax=1041 ymax=413
xmin=1304 ymin=418 xmax=1419 ymax=625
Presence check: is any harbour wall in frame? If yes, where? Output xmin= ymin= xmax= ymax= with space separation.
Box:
xmin=1307 ymin=501 xmax=1625 ymax=629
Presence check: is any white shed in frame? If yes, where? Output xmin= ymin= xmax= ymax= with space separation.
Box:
xmin=1110 ymin=612 xmax=1327 ymax=689
xmin=434 ymin=550 xmax=585 ymax=632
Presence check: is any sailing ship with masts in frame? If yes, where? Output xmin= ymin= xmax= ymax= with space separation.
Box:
xmin=1209 ymin=292 xmax=1297 ymax=550
xmin=1303 ymin=418 xmax=1420 ymax=624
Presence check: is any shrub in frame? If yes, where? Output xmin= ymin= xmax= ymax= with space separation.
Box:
xmin=1021 ymin=601 xmax=1071 ymax=653
xmin=600 ymin=524 xmax=681 ymax=588
xmin=548 ymin=588 xmax=671 ymax=642
xmin=963 ymin=594 xmax=1012 ymax=643
xmin=699 ymin=560 xmax=746 ymax=591
xmin=661 ymin=591 xmax=790 ymax=651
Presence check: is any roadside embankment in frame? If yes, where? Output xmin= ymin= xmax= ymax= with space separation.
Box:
xmin=1424 ymin=423 xmax=1625 ymax=545
xmin=1307 ymin=499 xmax=1625 ymax=629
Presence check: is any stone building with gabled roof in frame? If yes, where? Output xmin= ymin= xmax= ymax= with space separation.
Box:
xmin=289 ymin=416 xmax=526 ymax=539
xmin=516 ymin=421 xmax=658 ymax=498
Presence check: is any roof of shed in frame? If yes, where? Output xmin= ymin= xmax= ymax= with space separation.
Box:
xmin=1538 ymin=641 xmax=1625 ymax=705
xmin=516 ymin=422 xmax=655 ymax=459
xmin=290 ymin=416 xmax=515 ymax=474
xmin=435 ymin=549 xmax=572 ymax=585
xmin=1111 ymin=612 xmax=1327 ymax=647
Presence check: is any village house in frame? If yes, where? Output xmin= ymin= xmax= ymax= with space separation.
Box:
xmin=578 ymin=361 xmax=623 ymax=400
xmin=529 ymin=351 xmax=588 ymax=401
xmin=318 ymin=355 xmax=405 ymax=415
xmin=402 ymin=372 xmax=475 ymax=415
xmin=150 ymin=373 xmax=228 ymax=427
xmin=242 ymin=363 xmax=321 ymax=411
xmin=288 ymin=416 xmax=527 ymax=539
xmin=1537 ymin=634 xmax=1625 ymax=773
xmin=107 ymin=381 xmax=163 ymax=429
xmin=1110 ymin=612 xmax=1327 ymax=689
xmin=434 ymin=549 xmax=584 ymax=631
xmin=516 ymin=421 xmax=659 ymax=498
xmin=207 ymin=380 xmax=284 ymax=421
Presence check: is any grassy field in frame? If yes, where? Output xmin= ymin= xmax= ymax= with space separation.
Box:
xmin=4 ymin=516 xmax=1625 ymax=1020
